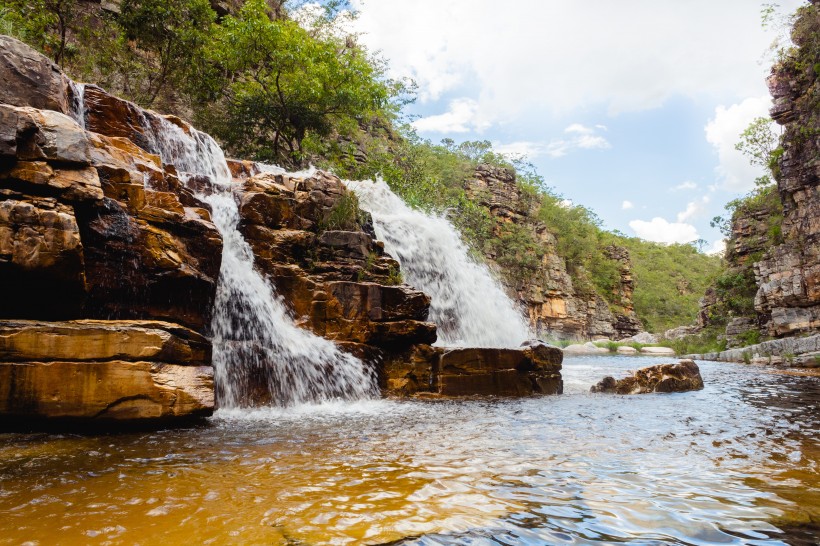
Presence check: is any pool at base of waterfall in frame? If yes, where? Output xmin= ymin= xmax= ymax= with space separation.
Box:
xmin=1 ymin=356 xmax=818 ymax=545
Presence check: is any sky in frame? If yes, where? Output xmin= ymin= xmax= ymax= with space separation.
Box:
xmin=338 ymin=0 xmax=805 ymax=253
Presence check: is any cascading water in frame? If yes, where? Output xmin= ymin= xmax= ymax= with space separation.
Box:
xmin=68 ymin=82 xmax=85 ymax=129
xmin=346 ymin=178 xmax=533 ymax=348
xmin=133 ymin=113 xmax=376 ymax=407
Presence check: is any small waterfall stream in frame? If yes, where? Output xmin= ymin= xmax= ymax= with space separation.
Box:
xmin=135 ymin=114 xmax=376 ymax=407
xmin=346 ymin=179 xmax=533 ymax=348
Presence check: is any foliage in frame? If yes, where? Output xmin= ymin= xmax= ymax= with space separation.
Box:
xmin=659 ymin=327 xmax=727 ymax=356
xmin=734 ymin=116 xmax=780 ymax=187
xmin=320 ymin=191 xmax=366 ymax=231
xmin=616 ymin=237 xmax=721 ymax=332
xmin=199 ymin=0 xmax=400 ymax=166
xmin=118 ymin=0 xmax=216 ymax=106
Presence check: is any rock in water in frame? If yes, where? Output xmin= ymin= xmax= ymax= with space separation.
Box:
xmin=590 ymin=359 xmax=704 ymax=394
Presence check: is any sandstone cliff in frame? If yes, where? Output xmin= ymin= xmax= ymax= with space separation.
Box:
xmin=697 ymin=1 xmax=820 ymax=352
xmin=465 ymin=164 xmax=642 ymax=340
xmin=756 ymin=3 xmax=820 ymax=338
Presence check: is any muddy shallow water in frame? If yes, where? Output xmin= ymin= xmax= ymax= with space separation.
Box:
xmin=1 ymin=356 xmax=818 ymax=545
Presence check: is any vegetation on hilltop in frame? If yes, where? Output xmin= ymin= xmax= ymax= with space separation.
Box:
xmin=0 ymin=0 xmax=723 ymax=332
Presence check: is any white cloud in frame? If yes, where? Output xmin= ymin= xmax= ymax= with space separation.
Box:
xmin=622 ymin=200 xmax=634 ymax=210
xmin=559 ymin=199 xmax=573 ymax=209
xmin=629 ymin=217 xmax=699 ymax=244
xmin=494 ymin=124 xmax=610 ymax=159
xmin=705 ymin=96 xmax=773 ymax=191
xmin=671 ymin=181 xmax=698 ymax=192
xmin=706 ymin=239 xmax=727 ymax=256
xmin=411 ymin=98 xmax=490 ymax=133
xmin=350 ymin=0 xmax=800 ymax=121
xmin=676 ymin=196 xmax=710 ymax=222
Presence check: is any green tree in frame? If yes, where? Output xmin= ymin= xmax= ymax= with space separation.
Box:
xmin=119 ymin=0 xmax=216 ymax=106
xmin=735 ymin=116 xmax=780 ymax=186
xmin=203 ymin=0 xmax=397 ymax=165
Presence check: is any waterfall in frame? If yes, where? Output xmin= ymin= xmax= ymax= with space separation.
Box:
xmin=346 ymin=179 xmax=533 ymax=348
xmin=68 ymin=82 xmax=85 ymax=129
xmin=136 ymin=114 xmax=377 ymax=407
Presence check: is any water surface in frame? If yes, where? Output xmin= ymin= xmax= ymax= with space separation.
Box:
xmin=1 ymin=356 xmax=818 ymax=545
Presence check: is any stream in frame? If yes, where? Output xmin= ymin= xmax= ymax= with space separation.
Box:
xmin=1 ymin=356 xmax=818 ymax=545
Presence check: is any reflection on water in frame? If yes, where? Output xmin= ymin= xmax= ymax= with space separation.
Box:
xmin=0 ymin=356 xmax=818 ymax=545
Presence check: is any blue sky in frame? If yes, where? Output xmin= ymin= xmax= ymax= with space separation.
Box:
xmin=339 ymin=0 xmax=805 ymax=253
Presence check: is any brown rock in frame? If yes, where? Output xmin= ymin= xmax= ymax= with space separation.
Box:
xmin=436 ymin=344 xmax=563 ymax=396
xmin=0 ymin=36 xmax=72 ymax=115
xmin=590 ymin=359 xmax=704 ymax=394
xmin=0 ymin=320 xmax=210 ymax=364
xmin=0 ymin=195 xmax=86 ymax=317
xmin=0 ymin=161 xmax=103 ymax=202
xmin=0 ymin=360 xmax=213 ymax=421
xmin=10 ymin=107 xmax=90 ymax=165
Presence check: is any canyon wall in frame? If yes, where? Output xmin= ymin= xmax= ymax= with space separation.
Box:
xmin=465 ymin=165 xmax=642 ymax=340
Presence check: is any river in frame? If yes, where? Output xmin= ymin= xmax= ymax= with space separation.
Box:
xmin=1 ymin=356 xmax=818 ymax=545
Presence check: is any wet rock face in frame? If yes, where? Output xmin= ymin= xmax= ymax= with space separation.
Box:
xmin=382 ymin=341 xmax=563 ymax=397
xmin=0 ymin=102 xmax=223 ymax=331
xmin=590 ymin=360 xmax=704 ymax=395
xmin=235 ymin=170 xmax=437 ymax=351
xmin=0 ymin=320 xmax=213 ymax=423
xmin=464 ymin=165 xmax=641 ymax=340
xmin=0 ymin=37 xmax=224 ymax=424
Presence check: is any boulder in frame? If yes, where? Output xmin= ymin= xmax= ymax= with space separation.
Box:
xmin=590 ymin=359 xmax=704 ymax=394
xmin=616 ymin=345 xmax=638 ymax=354
xmin=0 ymin=194 xmax=87 ymax=317
xmin=622 ymin=331 xmax=659 ymax=344
xmin=563 ymin=341 xmax=609 ymax=354
xmin=0 ymin=360 xmax=213 ymax=422
xmin=0 ymin=320 xmax=210 ymax=364
xmin=436 ymin=343 xmax=562 ymax=396
xmin=0 ymin=319 xmax=214 ymax=424
xmin=640 ymin=346 xmax=676 ymax=356
xmin=0 ymin=36 xmax=72 ymax=114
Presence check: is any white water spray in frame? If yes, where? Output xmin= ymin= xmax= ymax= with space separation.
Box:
xmin=346 ymin=178 xmax=533 ymax=348
xmin=68 ymin=82 xmax=85 ymax=130
xmin=135 ymin=113 xmax=376 ymax=407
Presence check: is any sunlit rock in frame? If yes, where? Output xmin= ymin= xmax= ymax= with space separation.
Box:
xmin=591 ymin=359 xmax=704 ymax=394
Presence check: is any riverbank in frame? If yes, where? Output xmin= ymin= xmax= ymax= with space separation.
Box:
xmin=684 ymin=333 xmax=820 ymax=367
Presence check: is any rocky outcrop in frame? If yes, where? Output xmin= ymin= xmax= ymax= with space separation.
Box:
xmin=382 ymin=341 xmax=563 ymax=397
xmin=0 ymin=320 xmax=213 ymax=422
xmin=685 ymin=333 xmax=820 ymax=367
xmin=756 ymin=27 xmax=820 ymax=336
xmin=698 ymin=3 xmax=820 ymax=347
xmin=590 ymin=359 xmax=703 ymax=394
xmin=231 ymin=169 xmax=437 ymax=354
xmin=0 ymin=100 xmax=223 ymax=330
xmin=465 ymin=165 xmax=641 ymax=340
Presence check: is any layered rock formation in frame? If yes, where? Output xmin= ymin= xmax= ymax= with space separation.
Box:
xmin=0 ymin=37 xmax=425 ymax=424
xmin=0 ymin=39 xmax=223 ymax=424
xmin=590 ymin=360 xmax=704 ymax=394
xmin=696 ymin=3 xmax=820 ymax=354
xmin=755 ymin=8 xmax=820 ymax=337
xmin=382 ymin=341 xmax=563 ymax=397
xmin=230 ymin=168 xmax=436 ymax=353
xmin=0 ymin=320 xmax=213 ymax=422
xmin=465 ymin=165 xmax=642 ymax=340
